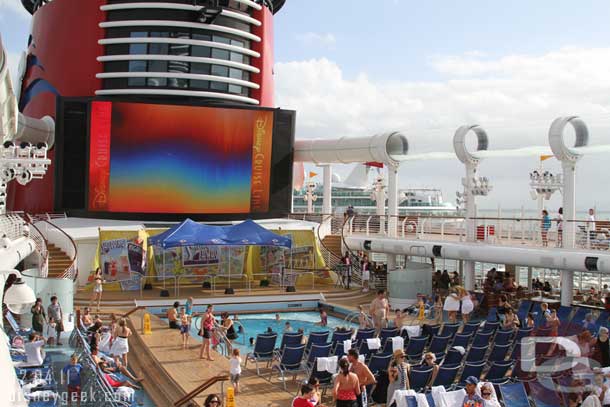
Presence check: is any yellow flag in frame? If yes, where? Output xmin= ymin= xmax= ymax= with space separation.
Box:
xmin=540 ymin=155 xmax=553 ymax=161
xmin=309 ymin=171 xmax=318 ymax=178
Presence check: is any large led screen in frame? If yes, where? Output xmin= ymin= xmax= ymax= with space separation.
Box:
xmin=83 ymin=100 xmax=293 ymax=217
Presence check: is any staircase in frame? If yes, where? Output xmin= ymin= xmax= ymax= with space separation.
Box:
xmin=322 ymin=234 xmax=343 ymax=258
xmin=46 ymin=243 xmax=72 ymax=278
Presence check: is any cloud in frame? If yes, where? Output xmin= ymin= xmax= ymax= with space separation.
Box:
xmin=295 ymin=32 xmax=336 ymax=48
xmin=275 ymin=48 xmax=610 ymax=208
xmin=0 ymin=0 xmax=30 ymax=20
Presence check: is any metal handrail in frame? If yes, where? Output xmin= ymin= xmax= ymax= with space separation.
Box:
xmin=343 ymin=310 xmax=374 ymax=328
xmin=26 ymin=220 xmax=49 ymax=277
xmin=173 ymin=374 xmax=229 ymax=407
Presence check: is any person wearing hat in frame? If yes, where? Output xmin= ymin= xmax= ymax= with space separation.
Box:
xmin=462 ymin=376 xmax=484 ymax=407
xmin=387 ymin=348 xmax=410 ymax=405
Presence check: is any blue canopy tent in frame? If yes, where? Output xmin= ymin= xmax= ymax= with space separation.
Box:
xmin=148 ymin=219 xmax=292 ymax=290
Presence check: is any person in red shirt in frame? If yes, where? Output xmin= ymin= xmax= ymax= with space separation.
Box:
xmin=293 ymin=384 xmax=318 ymax=407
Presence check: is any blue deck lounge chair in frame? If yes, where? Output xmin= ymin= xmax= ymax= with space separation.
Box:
xmin=499 ymin=381 xmax=530 ymax=407
xmin=245 ymin=333 xmax=277 ymax=375
xmin=269 ymin=344 xmax=307 ymax=390
xmin=367 ymin=353 xmax=392 ymax=375
xmin=430 ymin=364 xmax=460 ymax=390
xmin=305 ymin=331 xmax=329 ymax=353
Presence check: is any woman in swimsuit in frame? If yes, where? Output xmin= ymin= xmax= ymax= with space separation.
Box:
xmin=179 ymin=307 xmax=190 ymax=349
xmin=199 ymin=305 xmax=215 ymax=361
xmin=110 ymin=318 xmax=131 ymax=367
xmin=90 ymin=268 xmax=104 ymax=312
xmin=222 ymin=312 xmax=238 ymax=340
xmin=333 ymin=358 xmax=360 ymax=407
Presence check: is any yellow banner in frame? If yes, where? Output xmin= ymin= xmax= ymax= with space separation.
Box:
xmin=309 ymin=171 xmax=318 ymax=178
xmin=540 ymin=155 xmax=553 ymax=161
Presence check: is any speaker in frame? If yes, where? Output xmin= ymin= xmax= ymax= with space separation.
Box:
xmin=56 ymin=100 xmax=89 ymax=210
xmin=202 ymin=281 xmax=211 ymax=289
xmin=585 ymin=256 xmax=599 ymax=271
xmin=160 ymin=289 xmax=170 ymax=297
xmin=143 ymin=283 xmax=152 ymax=290
xmin=224 ymin=288 xmax=235 ymax=295
xmin=286 ymin=286 xmax=296 ymax=292
xmin=432 ymin=245 xmax=442 ymax=257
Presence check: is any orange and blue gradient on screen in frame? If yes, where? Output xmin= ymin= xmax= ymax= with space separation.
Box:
xmin=88 ymin=101 xmax=274 ymax=214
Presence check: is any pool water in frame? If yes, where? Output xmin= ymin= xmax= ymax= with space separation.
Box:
xmin=190 ymin=311 xmax=357 ymax=354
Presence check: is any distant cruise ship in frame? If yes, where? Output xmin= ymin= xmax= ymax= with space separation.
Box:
xmin=293 ymin=165 xmax=457 ymax=215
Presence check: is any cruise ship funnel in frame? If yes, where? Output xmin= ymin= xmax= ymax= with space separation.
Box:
xmin=0 ymin=34 xmax=55 ymax=147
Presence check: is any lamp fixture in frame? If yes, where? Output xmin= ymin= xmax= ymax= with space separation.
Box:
xmin=1 ymin=270 xmax=36 ymax=314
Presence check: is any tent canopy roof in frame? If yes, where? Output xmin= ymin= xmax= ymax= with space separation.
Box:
xmin=148 ymin=219 xmax=292 ymax=249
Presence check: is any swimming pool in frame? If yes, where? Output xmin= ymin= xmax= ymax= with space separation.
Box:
xmin=190 ymin=311 xmax=358 ymax=354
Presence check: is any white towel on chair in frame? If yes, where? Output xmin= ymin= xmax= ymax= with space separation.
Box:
xmin=317 ymin=356 xmax=338 ymax=373
xmin=390 ymin=389 xmax=430 ymax=407
xmin=366 ymin=338 xmax=381 ymax=350
xmin=452 ymin=346 xmax=466 ymax=355
xmin=343 ymin=339 xmax=352 ymax=354
xmin=392 ymin=336 xmax=404 ymax=352
xmin=403 ymin=325 xmax=421 ymax=338
xmin=358 ymin=354 xmax=365 ymax=363
xmin=438 ymin=389 xmax=466 ymax=407
xmin=430 ymin=386 xmax=446 ymax=407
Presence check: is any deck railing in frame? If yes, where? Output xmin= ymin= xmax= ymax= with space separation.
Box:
xmin=343 ymin=214 xmax=610 ymax=251
xmin=173 ymin=375 xmax=229 ymax=407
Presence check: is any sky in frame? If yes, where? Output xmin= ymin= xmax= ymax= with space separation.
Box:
xmin=2 ymin=0 xmax=610 ymax=211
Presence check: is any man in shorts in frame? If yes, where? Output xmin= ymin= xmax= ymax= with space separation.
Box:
xmin=348 ymin=349 xmax=376 ymax=407
xmin=370 ymin=289 xmax=390 ymax=334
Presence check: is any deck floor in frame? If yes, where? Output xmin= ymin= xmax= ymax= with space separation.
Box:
xmin=130 ymin=309 xmax=319 ymax=406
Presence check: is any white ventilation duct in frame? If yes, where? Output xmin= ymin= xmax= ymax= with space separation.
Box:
xmin=294 ymin=132 xmax=408 ymax=166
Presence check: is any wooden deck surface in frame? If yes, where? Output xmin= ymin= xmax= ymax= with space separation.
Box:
xmin=129 ymin=310 xmax=308 ymax=407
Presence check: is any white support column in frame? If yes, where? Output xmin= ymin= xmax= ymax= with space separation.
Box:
xmin=387 ymin=165 xmax=399 ymax=270
xmin=548 ymin=115 xmax=588 ymax=307
xmin=322 ymin=165 xmax=332 ymax=215
xmin=464 ymin=163 xmax=477 ymax=290
xmin=527 ymin=266 xmax=533 ymax=290
xmin=560 ymin=161 xmax=576 ymax=306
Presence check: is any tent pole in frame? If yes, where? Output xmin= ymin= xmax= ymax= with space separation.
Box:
xmin=228 ymin=246 xmax=231 ymax=289
xmin=163 ymin=248 xmax=166 ymax=289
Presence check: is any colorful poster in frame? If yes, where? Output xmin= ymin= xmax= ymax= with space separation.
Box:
xmin=99 ymin=235 xmax=146 ymax=283
xmin=153 ymin=246 xmax=246 ymax=281
xmin=127 ymin=242 xmax=144 ymax=274
xmin=182 ymin=246 xmax=220 ymax=267
xmin=153 ymin=247 xmax=183 ymax=280
xmin=120 ymin=272 xmax=142 ymax=291
xmin=100 ymin=238 xmax=131 ymax=282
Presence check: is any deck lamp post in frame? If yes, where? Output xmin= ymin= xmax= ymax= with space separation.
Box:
xmin=371 ymin=174 xmax=387 ymax=237
xmin=453 ymin=125 xmax=491 ymax=291
xmin=529 ymin=168 xmax=563 ymax=214
xmin=304 ymin=180 xmax=318 ymax=214
xmin=549 ymin=116 xmax=589 ymax=307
